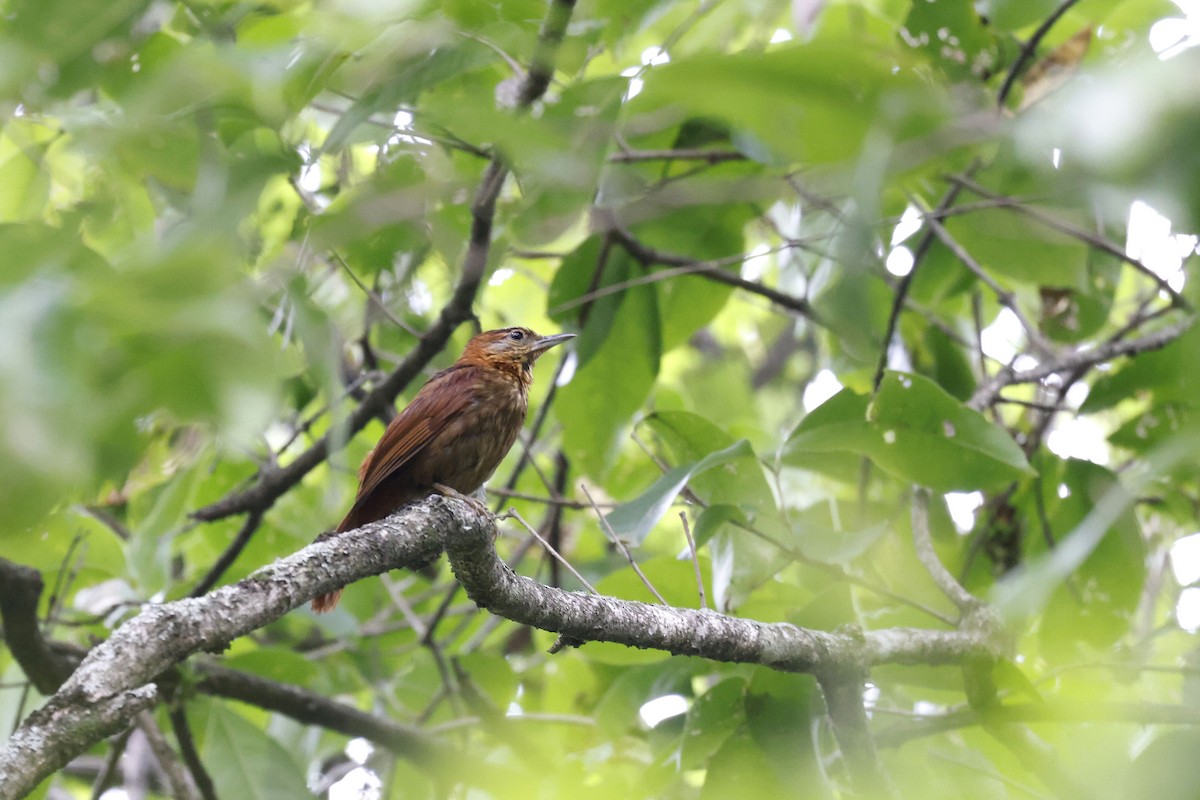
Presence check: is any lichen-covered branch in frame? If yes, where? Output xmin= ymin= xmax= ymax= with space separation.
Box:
xmin=0 ymin=497 xmax=1005 ymax=799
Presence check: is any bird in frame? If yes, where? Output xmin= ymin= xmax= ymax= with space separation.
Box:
xmin=311 ymin=326 xmax=575 ymax=613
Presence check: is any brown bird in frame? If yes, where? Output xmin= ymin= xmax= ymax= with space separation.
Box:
xmin=312 ymin=327 xmax=574 ymax=613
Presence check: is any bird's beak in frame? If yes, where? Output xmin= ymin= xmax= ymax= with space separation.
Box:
xmin=531 ymin=332 xmax=576 ymax=354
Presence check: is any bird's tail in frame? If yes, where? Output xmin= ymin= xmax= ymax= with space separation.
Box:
xmin=311 ymin=527 xmax=344 ymax=613
xmin=312 ymin=588 xmax=342 ymax=614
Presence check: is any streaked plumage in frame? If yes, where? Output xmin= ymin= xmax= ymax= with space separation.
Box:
xmin=312 ymin=327 xmax=574 ymax=612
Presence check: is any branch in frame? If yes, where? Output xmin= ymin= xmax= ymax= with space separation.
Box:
xmin=877 ymin=702 xmax=1200 ymax=748
xmin=608 ymin=148 xmax=747 ymax=164
xmin=995 ymin=0 xmax=1084 ymax=108
xmin=0 ymin=558 xmax=72 ymax=693
xmin=946 ymin=173 xmax=1192 ymax=311
xmin=911 ymin=490 xmax=980 ymax=614
xmin=0 ymin=504 xmax=447 ymax=800
xmin=2 ymin=497 xmax=1005 ymax=798
xmin=604 ymin=222 xmax=818 ymax=319
xmin=873 ymin=173 xmax=971 ymax=391
xmin=441 ymin=499 xmax=1001 ymax=670
xmin=0 ymin=685 xmax=159 ymax=800
xmin=193 ymin=662 xmax=441 ymax=762
xmin=969 ymin=316 xmax=1195 ymax=411
xmin=819 ymin=673 xmax=892 ymax=797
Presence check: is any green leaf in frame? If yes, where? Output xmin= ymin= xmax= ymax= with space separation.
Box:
xmin=605 ymin=439 xmax=753 ymax=546
xmin=201 ymin=702 xmax=310 ymax=800
xmin=942 ymin=207 xmax=1088 ymax=287
xmin=992 ymin=433 xmax=1199 ymax=620
xmin=632 ymin=43 xmax=947 ymax=165
xmin=680 ymin=678 xmax=746 ymax=770
xmin=786 ymin=373 xmax=1033 ymax=491
xmin=557 ymin=255 xmax=662 ymax=476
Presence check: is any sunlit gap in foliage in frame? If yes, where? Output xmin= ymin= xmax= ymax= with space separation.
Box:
xmin=1177 ymin=590 xmax=1200 ymax=632
xmin=327 ymin=739 xmax=380 ymax=800
xmin=979 ymin=308 xmax=1024 ymax=364
xmin=1171 ymin=534 xmax=1200 ymax=632
xmin=389 ymin=109 xmax=418 ymax=146
xmin=741 ymin=243 xmax=772 ymax=281
xmin=639 ymin=694 xmax=690 ymax=728
xmin=944 ymin=491 xmax=984 ymax=533
xmin=489 ymin=267 xmax=515 ymax=286
xmin=1149 ymin=0 xmax=1200 ymax=58
xmin=802 ymin=369 xmax=842 ymax=413
xmin=298 ymin=144 xmax=322 ymax=195
xmin=621 ymin=46 xmax=671 ymax=101
xmin=1126 ymin=200 xmax=1195 ymax=293
xmin=885 ymin=204 xmax=923 ymax=276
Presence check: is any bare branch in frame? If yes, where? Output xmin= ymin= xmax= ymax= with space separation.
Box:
xmin=911 ymin=489 xmax=980 ymax=614
xmin=996 ymin=0 xmax=1085 ymax=108
xmin=582 ymin=484 xmax=668 ymax=605
xmin=609 ymin=148 xmax=746 ymax=164
xmin=679 ymin=512 xmax=707 ymax=610
xmin=920 ymin=211 xmax=1056 ymax=358
xmin=0 ymin=558 xmax=72 ymax=694
xmin=969 ymin=317 xmax=1194 ymax=411
xmin=946 ymin=173 xmax=1192 ymax=311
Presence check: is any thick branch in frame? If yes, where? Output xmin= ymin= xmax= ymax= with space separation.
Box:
xmin=0 ymin=558 xmax=72 ymax=693
xmin=1 ymin=497 xmax=1005 ymax=798
xmin=442 ymin=500 xmax=1002 ymax=671
xmin=0 ymin=685 xmax=158 ymax=800
xmin=0 ymin=504 xmax=447 ymax=800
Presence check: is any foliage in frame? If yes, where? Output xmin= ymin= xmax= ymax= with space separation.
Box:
xmin=2 ymin=0 xmax=1199 ymax=797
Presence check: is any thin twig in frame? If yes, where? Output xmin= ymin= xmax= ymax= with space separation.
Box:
xmin=188 ymin=510 xmax=264 ymax=597
xmin=946 ymin=173 xmax=1191 ymax=311
xmin=679 ymin=512 xmax=707 ymax=610
xmin=605 ymin=223 xmax=818 ymax=320
xmin=581 ymin=484 xmax=668 ymax=605
xmin=608 ymin=148 xmax=747 ymax=164
xmin=136 ymin=711 xmax=200 ymax=800
xmin=504 ymin=509 xmax=598 ymax=594
xmin=488 ymin=487 xmax=596 ymax=509
xmin=969 ymin=316 xmax=1195 ymax=411
xmin=912 ymin=489 xmax=979 ymax=614
xmin=168 ymin=704 xmax=218 ymax=800
xmin=921 ymin=209 xmax=1057 ymax=357
xmin=996 ymin=0 xmax=1085 ymax=108
xmin=873 ymin=170 xmax=973 ymax=391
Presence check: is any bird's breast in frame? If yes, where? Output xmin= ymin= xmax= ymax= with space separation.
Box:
xmin=413 ymin=373 xmax=529 ymax=493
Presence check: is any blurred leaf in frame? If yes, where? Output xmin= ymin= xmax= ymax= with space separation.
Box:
xmin=786 ymin=373 xmax=1033 ymax=491
xmin=605 ymin=439 xmax=753 ymax=546
xmin=557 ymin=255 xmax=662 ymax=476
xmin=993 ymin=432 xmax=1199 ymax=620
xmin=1123 ymin=730 xmax=1200 ymax=800
xmin=631 ymin=43 xmax=948 ymax=165
xmin=680 ymin=677 xmax=746 ymax=769
xmin=200 ymin=702 xmax=310 ymax=800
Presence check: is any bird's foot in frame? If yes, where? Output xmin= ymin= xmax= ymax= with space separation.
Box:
xmin=433 ymin=482 xmax=492 ymax=518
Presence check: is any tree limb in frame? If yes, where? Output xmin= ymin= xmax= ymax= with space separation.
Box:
xmin=0 ymin=497 xmax=1009 ymax=798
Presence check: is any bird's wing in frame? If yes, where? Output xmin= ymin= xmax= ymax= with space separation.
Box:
xmin=353 ymin=364 xmax=477 ymax=501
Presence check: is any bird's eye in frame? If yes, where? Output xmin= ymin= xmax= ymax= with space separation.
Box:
xmin=508 ymin=329 xmax=524 ymax=341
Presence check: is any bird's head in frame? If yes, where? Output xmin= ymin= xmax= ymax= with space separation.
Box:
xmin=462 ymin=327 xmax=575 ymax=374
